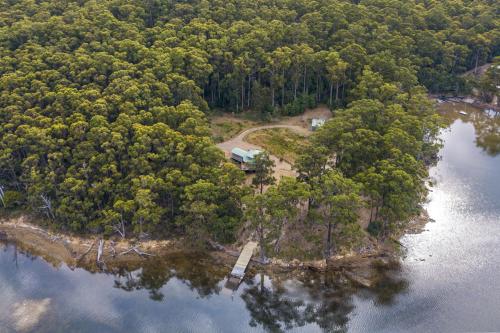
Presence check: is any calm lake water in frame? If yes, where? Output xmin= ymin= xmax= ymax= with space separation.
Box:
xmin=1 ymin=103 xmax=499 ymax=332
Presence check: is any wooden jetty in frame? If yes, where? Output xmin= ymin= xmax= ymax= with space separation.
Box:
xmin=230 ymin=241 xmax=258 ymax=281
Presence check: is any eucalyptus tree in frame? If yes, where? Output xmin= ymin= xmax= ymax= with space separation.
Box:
xmin=252 ymin=151 xmax=276 ymax=194
xmin=312 ymin=170 xmax=361 ymax=260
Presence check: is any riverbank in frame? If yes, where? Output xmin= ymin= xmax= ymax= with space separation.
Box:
xmin=1 ymin=102 xmax=496 ymax=332
xmin=0 ymin=209 xmax=429 ymax=288
xmin=0 ymin=215 xmax=183 ymax=271
xmin=430 ymin=94 xmax=499 ymax=112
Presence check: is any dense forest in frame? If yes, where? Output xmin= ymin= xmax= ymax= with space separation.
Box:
xmin=0 ymin=0 xmax=498 ymax=257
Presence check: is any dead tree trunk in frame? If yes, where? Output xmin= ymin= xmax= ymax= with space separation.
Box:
xmin=97 ymin=239 xmax=104 ymax=263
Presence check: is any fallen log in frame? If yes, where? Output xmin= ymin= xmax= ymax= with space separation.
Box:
xmin=118 ymin=246 xmax=137 ymax=256
xmin=208 ymin=239 xmax=226 ymax=251
xmin=75 ymin=239 xmax=96 ymax=265
xmin=133 ymin=247 xmax=154 ymax=257
xmin=119 ymin=245 xmax=154 ymax=257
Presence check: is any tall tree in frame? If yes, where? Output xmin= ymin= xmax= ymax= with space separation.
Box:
xmin=252 ymin=151 xmax=276 ymax=194
xmin=325 ymin=51 xmax=348 ymax=106
xmin=312 ymin=171 xmax=361 ymax=261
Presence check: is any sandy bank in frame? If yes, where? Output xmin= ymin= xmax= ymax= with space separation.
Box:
xmin=0 ymin=215 xmax=182 ymax=270
xmin=0 ymin=211 xmax=428 ymax=288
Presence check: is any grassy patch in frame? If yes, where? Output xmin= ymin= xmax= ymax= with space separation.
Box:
xmin=209 ymin=116 xmax=258 ymax=143
xmin=245 ymin=128 xmax=309 ymax=163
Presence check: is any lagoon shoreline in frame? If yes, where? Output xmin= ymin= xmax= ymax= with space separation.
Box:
xmin=0 ymin=209 xmax=429 ymax=288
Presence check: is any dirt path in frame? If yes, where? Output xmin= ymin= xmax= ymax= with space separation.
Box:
xmin=216 ymin=125 xmax=308 ymax=178
xmin=216 ymin=107 xmax=331 ymax=179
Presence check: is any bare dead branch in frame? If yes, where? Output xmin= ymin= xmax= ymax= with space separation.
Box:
xmin=75 ymin=239 xmax=96 ymax=265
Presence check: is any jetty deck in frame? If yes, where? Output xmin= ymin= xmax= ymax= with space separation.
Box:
xmin=230 ymin=241 xmax=258 ymax=280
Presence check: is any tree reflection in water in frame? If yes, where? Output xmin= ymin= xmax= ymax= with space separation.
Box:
xmin=439 ymin=103 xmax=500 ymax=156
xmin=241 ymin=272 xmax=357 ymax=333
xmin=469 ymin=109 xmax=500 ymax=156
xmin=113 ymin=252 xmax=225 ymax=301
xmin=355 ymin=262 xmax=409 ymax=306
xmin=241 ymin=264 xmax=410 ymax=332
xmin=111 ymin=253 xmax=409 ymax=332
xmin=241 ymin=273 xmax=306 ymax=332
xmin=2 ymin=240 xmax=410 ymax=331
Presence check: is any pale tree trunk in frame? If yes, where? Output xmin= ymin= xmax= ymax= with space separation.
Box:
xmin=316 ymin=74 xmax=320 ymax=102
xmin=303 ymin=66 xmax=307 ymax=95
xmin=97 ymin=239 xmax=104 ymax=263
xmin=474 ymin=50 xmax=480 ymax=74
xmin=282 ymin=68 xmax=285 ymax=107
xmin=40 ymin=194 xmax=55 ymax=219
xmin=247 ymin=75 xmax=251 ymax=107
xmin=241 ymin=76 xmax=245 ymax=110
xmin=114 ymin=214 xmax=126 ymax=238
xmin=325 ymin=221 xmax=332 ymax=260
xmin=271 ymin=70 xmax=275 ymax=107
xmin=335 ymin=82 xmax=340 ymax=102
xmin=273 ymin=217 xmax=288 ymax=254
xmin=0 ymin=185 xmax=5 ymax=207
xmin=329 ymin=82 xmax=333 ymax=106
xmin=259 ymin=223 xmax=266 ymax=262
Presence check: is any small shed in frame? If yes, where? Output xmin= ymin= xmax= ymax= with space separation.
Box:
xmin=231 ymin=148 xmax=261 ymax=171
xmin=311 ymin=118 xmax=326 ymax=131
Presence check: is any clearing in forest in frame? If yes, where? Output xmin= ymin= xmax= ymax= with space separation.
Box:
xmin=245 ymin=128 xmax=309 ymax=164
xmin=214 ymin=107 xmax=331 ymax=179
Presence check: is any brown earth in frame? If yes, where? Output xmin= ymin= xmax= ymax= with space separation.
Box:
xmin=215 ymin=106 xmax=332 ymax=179
xmin=0 ymin=215 xmax=185 ymax=271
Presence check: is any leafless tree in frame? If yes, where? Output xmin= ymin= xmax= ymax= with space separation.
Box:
xmin=39 ymin=194 xmax=55 ymax=219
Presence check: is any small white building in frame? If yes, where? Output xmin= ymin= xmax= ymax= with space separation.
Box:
xmin=311 ymin=118 xmax=326 ymax=131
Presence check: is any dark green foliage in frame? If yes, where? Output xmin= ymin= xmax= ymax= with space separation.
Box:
xmin=282 ymin=94 xmax=317 ymax=116
xmin=0 ymin=0 xmax=497 ymax=242
xmin=367 ymin=220 xmax=384 ymax=237
xmin=473 ymin=57 xmax=500 ymax=103
xmin=306 ymin=86 xmax=442 ymax=238
xmin=252 ymin=152 xmax=276 ymax=194
xmin=2 ymin=190 xmax=24 ymax=208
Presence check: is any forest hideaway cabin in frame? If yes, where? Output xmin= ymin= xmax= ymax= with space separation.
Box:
xmin=231 ymin=148 xmax=261 ymax=171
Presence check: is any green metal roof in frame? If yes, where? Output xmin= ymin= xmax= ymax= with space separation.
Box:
xmin=231 ymin=148 xmax=261 ymax=163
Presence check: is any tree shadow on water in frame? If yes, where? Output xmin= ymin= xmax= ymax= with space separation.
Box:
xmin=355 ymin=262 xmax=410 ymax=307
xmin=112 ymin=252 xmax=226 ymax=301
xmin=241 ymin=272 xmax=357 ymax=333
